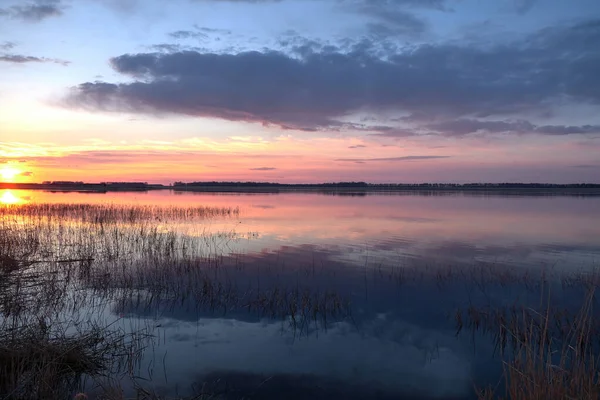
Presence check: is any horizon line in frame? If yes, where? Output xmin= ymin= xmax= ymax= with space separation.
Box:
xmin=2 ymin=181 xmax=600 ymax=187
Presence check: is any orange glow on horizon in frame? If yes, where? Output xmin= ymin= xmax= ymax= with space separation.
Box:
xmin=1 ymin=134 xmax=454 ymax=184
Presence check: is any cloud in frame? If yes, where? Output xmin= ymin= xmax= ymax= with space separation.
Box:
xmin=168 ymin=25 xmax=232 ymax=41
xmin=63 ymin=19 xmax=600 ymax=135
xmin=424 ymin=119 xmax=600 ymax=137
xmin=169 ymin=30 xmax=208 ymax=40
xmin=350 ymin=0 xmax=450 ymax=11
xmin=513 ymin=0 xmax=537 ymax=14
xmin=0 ymin=41 xmax=16 ymax=50
xmin=348 ymin=145 xmax=367 ymax=149
xmin=0 ymin=54 xmax=44 ymax=63
xmin=368 ymin=126 xmax=419 ymax=138
xmin=337 ymin=0 xmax=452 ymax=38
xmin=335 ymin=156 xmax=449 ymax=162
xmin=249 ymin=167 xmax=277 ymax=171
xmin=0 ymin=0 xmax=64 ymax=22
xmin=0 ymin=54 xmax=70 ymax=65
xmin=535 ymin=125 xmax=600 ymax=135
xmin=363 ymin=11 xmax=426 ymax=38
xmin=14 ymin=149 xmax=294 ymax=168
xmin=194 ymin=25 xmax=232 ymax=35
xmin=19 ymin=171 xmax=34 ymax=176
xmin=426 ymin=119 xmax=534 ymax=136
xmin=150 ymin=43 xmax=183 ymax=53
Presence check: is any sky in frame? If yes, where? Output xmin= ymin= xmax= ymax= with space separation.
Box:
xmin=1 ymin=0 xmax=599 ymax=184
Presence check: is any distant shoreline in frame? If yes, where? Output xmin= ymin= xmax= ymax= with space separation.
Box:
xmin=2 ymin=182 xmax=600 ymax=196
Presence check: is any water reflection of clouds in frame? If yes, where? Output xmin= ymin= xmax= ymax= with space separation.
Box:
xmin=101 ymin=241 xmax=591 ymax=398
xmin=145 ymin=316 xmax=471 ymax=399
xmin=313 ymin=237 xmax=600 ymax=271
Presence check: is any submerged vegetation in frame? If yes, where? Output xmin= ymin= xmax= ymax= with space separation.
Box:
xmin=1 ymin=201 xmax=600 ymax=398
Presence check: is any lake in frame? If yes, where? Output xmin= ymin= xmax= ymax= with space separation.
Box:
xmin=1 ymin=188 xmax=600 ymax=399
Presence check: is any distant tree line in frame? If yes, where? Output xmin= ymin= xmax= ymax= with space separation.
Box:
xmin=101 ymin=182 xmax=149 ymax=188
xmin=41 ymin=181 xmax=149 ymax=187
xmin=173 ymin=181 xmax=600 ymax=189
xmin=42 ymin=181 xmax=85 ymax=185
xmin=173 ymin=181 xmax=370 ymax=188
xmin=32 ymin=181 xmax=600 ymax=189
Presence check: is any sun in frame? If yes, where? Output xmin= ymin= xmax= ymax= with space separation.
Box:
xmin=0 ymin=166 xmax=21 ymax=182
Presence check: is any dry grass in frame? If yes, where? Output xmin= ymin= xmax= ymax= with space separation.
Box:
xmin=0 ymin=319 xmax=147 ymax=400
xmin=0 ymin=203 xmax=239 ymax=224
xmin=475 ymin=287 xmax=600 ymax=400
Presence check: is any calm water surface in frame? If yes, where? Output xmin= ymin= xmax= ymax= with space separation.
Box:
xmin=4 ymin=189 xmax=600 ymax=399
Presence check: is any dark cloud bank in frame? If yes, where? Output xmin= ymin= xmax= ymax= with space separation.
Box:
xmin=64 ymin=18 xmax=600 ymax=137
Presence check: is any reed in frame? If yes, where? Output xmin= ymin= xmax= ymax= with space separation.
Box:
xmin=473 ymin=286 xmax=600 ymax=399
xmin=0 ymin=318 xmax=147 ymax=400
xmin=0 ymin=203 xmax=239 ymax=224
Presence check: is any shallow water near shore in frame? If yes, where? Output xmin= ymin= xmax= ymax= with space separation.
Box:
xmin=2 ymin=188 xmax=600 ymax=399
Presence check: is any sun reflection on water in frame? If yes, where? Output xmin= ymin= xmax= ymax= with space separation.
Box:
xmin=0 ymin=190 xmax=24 ymax=205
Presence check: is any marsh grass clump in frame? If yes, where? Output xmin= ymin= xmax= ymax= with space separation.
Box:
xmin=0 ymin=225 xmax=40 ymax=273
xmin=247 ymin=287 xmax=351 ymax=334
xmin=473 ymin=287 xmax=600 ymax=400
xmin=0 ymin=319 xmax=145 ymax=400
xmin=89 ymin=255 xmax=353 ymax=338
xmin=0 ymin=203 xmax=239 ymax=224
